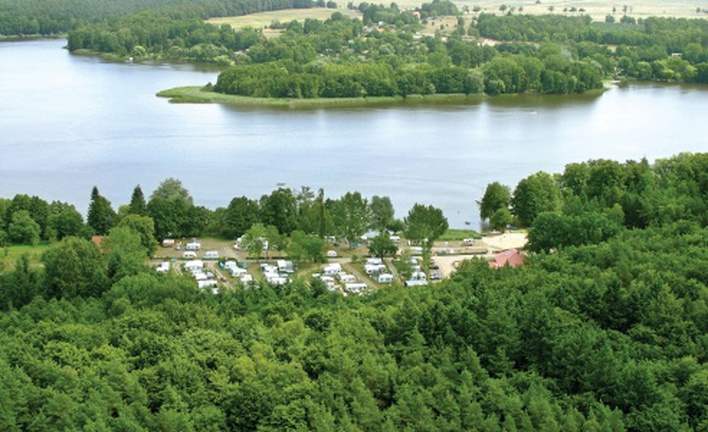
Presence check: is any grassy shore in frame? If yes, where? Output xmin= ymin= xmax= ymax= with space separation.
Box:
xmin=157 ymin=86 xmax=489 ymax=108
xmin=157 ymin=85 xmax=610 ymax=109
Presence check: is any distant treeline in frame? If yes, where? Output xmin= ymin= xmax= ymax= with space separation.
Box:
xmin=0 ymin=0 xmax=314 ymax=36
xmin=476 ymin=14 xmax=708 ymax=83
xmin=4 ymin=0 xmax=708 ymax=90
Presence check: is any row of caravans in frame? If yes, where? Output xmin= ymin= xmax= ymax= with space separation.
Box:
xmin=183 ymin=260 xmax=218 ymax=292
xmin=182 ymin=250 xmax=219 ymax=259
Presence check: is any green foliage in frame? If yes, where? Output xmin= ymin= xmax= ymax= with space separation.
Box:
xmin=47 ymin=202 xmax=86 ymax=241
xmin=87 ymin=186 xmax=116 ymax=236
xmin=41 ymin=237 xmax=108 ymax=299
xmin=128 ymin=185 xmax=147 ymax=216
xmin=480 ymin=181 xmax=511 ymax=221
xmin=511 ymin=171 xmax=563 ymax=227
xmin=260 ymin=188 xmax=298 ymax=235
xmin=288 ymin=230 xmax=324 ymax=262
xmin=368 ymin=231 xmax=398 ymax=259
xmin=150 ymin=178 xmax=193 ymax=206
xmin=147 ymin=178 xmax=200 ymax=239
xmin=104 ymin=226 xmax=149 ymax=282
xmin=7 ymin=210 xmax=40 ymax=245
xmin=226 ymin=196 xmax=260 ymax=237
xmin=489 ymin=207 xmax=513 ymax=232
xmin=331 ymin=191 xmax=371 ymax=247
xmin=370 ymin=195 xmax=395 ymax=231
xmin=404 ymin=203 xmax=448 ymax=273
xmin=0 ymin=154 xmax=707 ymax=430
xmin=527 ymin=211 xmax=620 ymax=252
xmin=118 ymin=214 xmax=158 ymax=256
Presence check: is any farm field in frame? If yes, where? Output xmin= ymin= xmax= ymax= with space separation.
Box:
xmin=208 ymin=7 xmax=362 ymax=31
xmin=208 ymin=1 xmax=707 ymax=39
xmin=407 ymin=0 xmax=707 ymax=21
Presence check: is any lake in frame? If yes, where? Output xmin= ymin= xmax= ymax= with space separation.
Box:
xmin=1 ymin=38 xmax=707 ymax=228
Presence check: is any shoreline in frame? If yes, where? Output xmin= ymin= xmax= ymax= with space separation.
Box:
xmin=156 ymin=86 xmax=488 ymax=108
xmin=156 ymin=86 xmax=608 ymax=108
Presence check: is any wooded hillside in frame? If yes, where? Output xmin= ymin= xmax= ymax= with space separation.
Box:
xmin=0 ymin=153 xmax=706 ymax=430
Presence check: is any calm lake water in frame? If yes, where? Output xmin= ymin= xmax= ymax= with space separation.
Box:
xmin=1 ymin=38 xmax=707 ymax=228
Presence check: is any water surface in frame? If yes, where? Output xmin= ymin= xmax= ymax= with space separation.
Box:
xmin=1 ymin=39 xmax=706 ymax=228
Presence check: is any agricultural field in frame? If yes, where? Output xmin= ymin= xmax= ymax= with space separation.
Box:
xmin=208 ymin=7 xmax=362 ymax=33
xmin=209 ymin=0 xmax=707 ymax=31
xmin=415 ymin=0 xmax=707 ymax=21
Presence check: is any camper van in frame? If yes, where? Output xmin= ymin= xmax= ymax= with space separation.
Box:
xmin=184 ymin=260 xmax=204 ymax=272
xmin=182 ymin=251 xmax=197 ymax=259
xmin=185 ymin=242 xmax=201 ymax=251
xmin=377 ymin=273 xmax=393 ymax=284
xmin=203 ymin=251 xmax=219 ymax=259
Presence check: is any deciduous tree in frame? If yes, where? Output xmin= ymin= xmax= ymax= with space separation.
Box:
xmin=404 ymin=203 xmax=448 ymax=274
xmin=480 ymin=182 xmax=511 ymax=221
xmin=511 ymin=171 xmax=562 ymax=227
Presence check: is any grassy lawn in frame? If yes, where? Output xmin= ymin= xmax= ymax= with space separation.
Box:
xmin=0 ymin=243 xmax=51 ymax=271
xmin=158 ymin=86 xmax=482 ymax=107
xmin=439 ymin=229 xmax=481 ymax=241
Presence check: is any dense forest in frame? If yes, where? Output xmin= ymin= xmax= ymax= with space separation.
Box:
xmin=0 ymin=152 xmax=706 ymax=430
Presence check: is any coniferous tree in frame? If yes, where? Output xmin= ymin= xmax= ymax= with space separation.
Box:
xmin=128 ymin=185 xmax=147 ymax=216
xmin=87 ymin=186 xmax=117 ymax=235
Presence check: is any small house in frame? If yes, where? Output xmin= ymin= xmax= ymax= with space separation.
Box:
xmin=489 ymin=249 xmax=525 ymax=269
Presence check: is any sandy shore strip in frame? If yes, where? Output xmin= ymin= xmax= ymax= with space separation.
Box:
xmin=432 ymin=232 xmax=528 ymax=278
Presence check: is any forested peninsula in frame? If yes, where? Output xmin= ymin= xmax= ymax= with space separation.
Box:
xmin=0 ymin=152 xmax=706 ymax=430
xmin=2 ymin=0 xmax=707 ymax=102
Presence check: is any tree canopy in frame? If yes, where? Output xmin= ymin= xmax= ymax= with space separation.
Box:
xmin=0 ymin=152 xmax=706 ymax=430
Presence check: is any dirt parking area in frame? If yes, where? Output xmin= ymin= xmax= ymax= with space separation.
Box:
xmin=432 ymin=232 xmax=528 ymax=278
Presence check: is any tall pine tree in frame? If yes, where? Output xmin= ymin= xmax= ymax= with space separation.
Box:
xmin=128 ymin=185 xmax=147 ymax=216
xmin=87 ymin=186 xmax=116 ymax=235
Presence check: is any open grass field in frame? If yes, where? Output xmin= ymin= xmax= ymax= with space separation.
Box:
xmin=0 ymin=243 xmax=50 ymax=271
xmin=209 ymin=1 xmax=706 ymax=35
xmin=208 ymin=7 xmax=362 ymax=30
xmin=408 ymin=0 xmax=708 ymax=21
